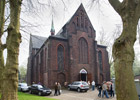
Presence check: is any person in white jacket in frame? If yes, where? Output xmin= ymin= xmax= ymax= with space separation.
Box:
xmin=92 ymin=80 xmax=95 ymax=90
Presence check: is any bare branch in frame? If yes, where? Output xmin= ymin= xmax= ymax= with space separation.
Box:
xmin=108 ymin=0 xmax=121 ymax=13
xmin=87 ymin=0 xmax=98 ymax=11
xmin=4 ymin=29 xmax=7 ymax=33
xmin=20 ymin=28 xmax=31 ymax=35
xmin=4 ymin=15 xmax=10 ymax=23
xmin=6 ymin=0 xmax=9 ymax=4
xmin=0 ymin=0 xmax=6 ymax=37
xmin=1 ymin=44 xmax=7 ymax=50
xmin=61 ymin=0 xmax=68 ymax=11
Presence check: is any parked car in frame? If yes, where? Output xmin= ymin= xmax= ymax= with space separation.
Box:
xmin=68 ymin=81 xmax=89 ymax=92
xmin=18 ymin=83 xmax=29 ymax=92
xmin=29 ymin=84 xmax=52 ymax=96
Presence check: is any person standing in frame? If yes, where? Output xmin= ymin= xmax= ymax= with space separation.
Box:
xmin=110 ymin=81 xmax=115 ymax=97
xmin=102 ymin=81 xmax=109 ymax=98
xmin=88 ymin=81 xmax=91 ymax=88
xmin=58 ymin=82 xmax=61 ymax=95
xmin=54 ymin=82 xmax=58 ymax=96
xmin=98 ymin=84 xmax=102 ymax=97
xmin=92 ymin=80 xmax=95 ymax=91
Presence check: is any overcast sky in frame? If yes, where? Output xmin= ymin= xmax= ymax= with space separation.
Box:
xmin=18 ymin=0 xmax=140 ymax=67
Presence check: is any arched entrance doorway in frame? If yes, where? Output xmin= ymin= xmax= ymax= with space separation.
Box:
xmin=57 ymin=73 xmax=66 ymax=86
xmin=79 ymin=69 xmax=87 ymax=81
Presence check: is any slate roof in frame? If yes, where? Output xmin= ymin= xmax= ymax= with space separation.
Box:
xmin=30 ymin=35 xmax=47 ymax=49
xmin=51 ymin=34 xmax=67 ymax=40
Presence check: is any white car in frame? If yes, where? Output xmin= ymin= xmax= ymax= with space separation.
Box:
xmin=68 ymin=81 xmax=89 ymax=92
xmin=18 ymin=83 xmax=29 ymax=92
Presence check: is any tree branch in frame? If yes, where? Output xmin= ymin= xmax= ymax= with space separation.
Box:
xmin=6 ymin=0 xmax=9 ymax=4
xmin=4 ymin=29 xmax=8 ymax=32
xmin=1 ymin=44 xmax=7 ymax=50
xmin=108 ymin=0 xmax=121 ymax=13
xmin=5 ymin=15 xmax=10 ymax=23
xmin=0 ymin=0 xmax=6 ymax=37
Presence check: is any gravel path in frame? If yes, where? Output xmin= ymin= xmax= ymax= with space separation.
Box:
xmin=47 ymin=89 xmax=116 ymax=100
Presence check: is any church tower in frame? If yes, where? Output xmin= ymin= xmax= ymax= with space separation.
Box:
xmin=50 ymin=15 xmax=55 ymax=35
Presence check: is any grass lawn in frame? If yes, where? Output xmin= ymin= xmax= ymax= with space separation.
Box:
xmin=1 ymin=92 xmax=57 ymax=100
xmin=18 ymin=92 xmax=58 ymax=100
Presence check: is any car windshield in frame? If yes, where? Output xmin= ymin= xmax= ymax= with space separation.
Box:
xmin=38 ymin=85 xmax=43 ymax=89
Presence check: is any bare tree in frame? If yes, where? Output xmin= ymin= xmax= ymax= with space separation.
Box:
xmin=109 ymin=0 xmax=140 ymax=100
xmin=0 ymin=0 xmax=22 ymax=100
xmin=91 ymin=0 xmax=140 ymax=99
xmin=97 ymin=25 xmax=121 ymax=78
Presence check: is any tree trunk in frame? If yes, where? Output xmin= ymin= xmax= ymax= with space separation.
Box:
xmin=109 ymin=0 xmax=140 ymax=100
xmin=1 ymin=0 xmax=22 ymax=100
xmin=0 ymin=0 xmax=5 ymax=93
xmin=0 ymin=40 xmax=4 ymax=94
xmin=112 ymin=18 xmax=139 ymax=100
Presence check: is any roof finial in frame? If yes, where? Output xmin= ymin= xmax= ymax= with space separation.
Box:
xmin=50 ymin=15 xmax=55 ymax=35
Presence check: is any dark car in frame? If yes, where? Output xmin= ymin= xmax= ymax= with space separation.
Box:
xmin=68 ymin=81 xmax=89 ymax=92
xmin=29 ymin=84 xmax=52 ymax=96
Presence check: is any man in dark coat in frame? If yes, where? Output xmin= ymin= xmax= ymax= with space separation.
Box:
xmin=54 ymin=82 xmax=58 ymax=96
xmin=98 ymin=84 xmax=102 ymax=97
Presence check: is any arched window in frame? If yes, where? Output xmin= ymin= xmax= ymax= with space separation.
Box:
xmin=98 ymin=51 xmax=103 ymax=72
xmin=57 ymin=45 xmax=64 ymax=70
xmin=81 ymin=12 xmax=84 ymax=28
xmin=72 ymin=22 xmax=76 ymax=33
xmin=85 ymin=18 xmax=88 ymax=32
xmin=77 ymin=16 xmax=79 ymax=27
xmin=89 ymin=27 xmax=92 ymax=37
xmin=78 ymin=38 xmax=88 ymax=64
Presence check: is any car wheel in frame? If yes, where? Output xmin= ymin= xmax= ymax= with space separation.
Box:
xmin=77 ymin=88 xmax=81 ymax=92
xmin=21 ymin=89 xmax=23 ymax=92
xmin=38 ymin=92 xmax=42 ymax=96
xmin=68 ymin=87 xmax=71 ymax=91
xmin=29 ymin=90 xmax=32 ymax=94
xmin=85 ymin=90 xmax=87 ymax=92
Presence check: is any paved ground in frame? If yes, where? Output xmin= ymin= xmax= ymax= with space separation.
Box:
xmin=47 ymin=89 xmax=116 ymax=100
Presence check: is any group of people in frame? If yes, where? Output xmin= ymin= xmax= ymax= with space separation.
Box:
xmin=97 ymin=81 xmax=115 ymax=98
xmin=53 ymin=80 xmax=114 ymax=98
xmin=88 ymin=80 xmax=96 ymax=91
xmin=54 ymin=82 xmax=61 ymax=96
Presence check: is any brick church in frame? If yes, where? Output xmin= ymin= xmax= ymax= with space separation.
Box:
xmin=27 ymin=4 xmax=110 ymax=87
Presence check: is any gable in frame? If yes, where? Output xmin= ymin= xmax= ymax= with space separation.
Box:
xmin=67 ymin=3 xmax=96 ymax=38
xmin=57 ymin=3 xmax=96 ymax=39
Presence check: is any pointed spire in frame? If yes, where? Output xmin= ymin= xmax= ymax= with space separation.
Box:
xmin=50 ymin=15 xmax=55 ymax=35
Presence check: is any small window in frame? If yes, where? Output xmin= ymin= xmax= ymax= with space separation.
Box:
xmin=77 ymin=16 xmax=79 ymax=27
xmin=98 ymin=51 xmax=103 ymax=71
xmin=81 ymin=12 xmax=84 ymax=28
xmin=85 ymin=18 xmax=88 ymax=31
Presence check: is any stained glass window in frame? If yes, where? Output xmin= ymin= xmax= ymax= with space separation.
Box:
xmin=78 ymin=38 xmax=88 ymax=64
xmin=57 ymin=45 xmax=64 ymax=70
xmin=98 ymin=51 xmax=103 ymax=72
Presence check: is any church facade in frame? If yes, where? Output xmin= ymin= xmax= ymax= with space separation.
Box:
xmin=27 ymin=4 xmax=110 ymax=87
